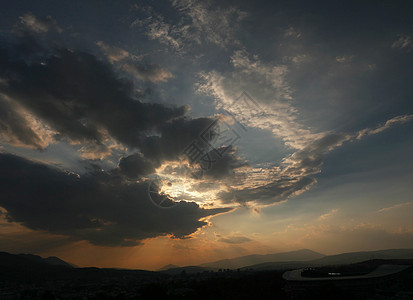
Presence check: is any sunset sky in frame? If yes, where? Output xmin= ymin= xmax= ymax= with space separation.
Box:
xmin=1 ymin=0 xmax=413 ymax=270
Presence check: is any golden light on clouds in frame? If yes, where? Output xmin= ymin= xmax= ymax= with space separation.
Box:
xmin=153 ymin=159 xmax=232 ymax=208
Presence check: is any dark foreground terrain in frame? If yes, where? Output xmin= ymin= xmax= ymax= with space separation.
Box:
xmin=1 ymin=252 xmax=413 ymax=299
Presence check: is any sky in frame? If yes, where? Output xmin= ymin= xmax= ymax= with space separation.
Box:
xmin=0 ymin=0 xmax=412 ymax=270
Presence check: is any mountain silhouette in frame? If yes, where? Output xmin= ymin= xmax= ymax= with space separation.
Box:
xmin=199 ymin=249 xmax=325 ymax=269
xmin=242 ymin=248 xmax=413 ymax=271
xmin=18 ymin=253 xmax=75 ymax=268
xmin=0 ymin=251 xmax=161 ymax=284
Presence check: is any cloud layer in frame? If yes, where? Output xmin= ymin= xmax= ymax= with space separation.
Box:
xmin=0 ymin=153 xmax=230 ymax=246
xmin=0 ymin=15 xmax=231 ymax=247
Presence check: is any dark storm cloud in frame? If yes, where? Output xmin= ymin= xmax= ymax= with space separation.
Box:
xmin=139 ymin=117 xmax=217 ymax=162
xmin=118 ymin=152 xmax=156 ymax=179
xmin=0 ymin=153 xmax=230 ymax=246
xmin=0 ymin=40 xmax=186 ymax=149
xmin=202 ymin=146 xmax=247 ymax=179
xmin=0 ymin=16 xmax=234 ymax=247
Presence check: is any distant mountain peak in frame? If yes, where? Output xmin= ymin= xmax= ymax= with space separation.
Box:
xmin=17 ymin=253 xmax=74 ymax=268
xmin=43 ymin=256 xmax=75 ymax=268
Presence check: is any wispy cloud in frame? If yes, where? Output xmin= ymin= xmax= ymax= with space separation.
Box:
xmin=378 ymin=202 xmax=413 ymax=213
xmin=122 ymin=63 xmax=173 ymax=83
xmin=132 ymin=14 xmax=183 ymax=52
xmin=335 ymin=55 xmax=354 ymax=63
xmin=96 ymin=41 xmax=131 ymax=63
xmin=284 ymin=26 xmax=301 ymax=38
xmin=97 ymin=41 xmax=173 ymax=83
xmin=197 ymin=49 xmax=322 ymax=151
xmin=132 ymin=1 xmax=247 ymax=52
xmin=0 ymin=94 xmax=55 ymax=149
xmin=218 ymin=234 xmax=252 ymax=244
xmin=357 ymin=114 xmax=413 ymax=139
xmin=17 ymin=12 xmax=62 ymax=34
xmin=196 ymin=48 xmax=413 ymax=208
xmin=391 ymin=34 xmax=413 ymax=52
xmin=171 ymin=0 xmax=247 ymax=48
xmin=318 ymin=209 xmax=339 ymax=220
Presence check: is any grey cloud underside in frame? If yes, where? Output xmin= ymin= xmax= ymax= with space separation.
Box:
xmin=220 ymin=176 xmax=316 ymax=206
xmin=139 ymin=117 xmax=216 ymax=162
xmin=0 ymin=31 xmax=227 ymax=166
xmin=116 ymin=120 xmax=249 ymax=180
xmin=0 ymin=153 xmax=231 ymax=246
xmin=0 ymin=41 xmax=185 ymax=149
xmin=218 ymin=235 xmax=251 ymax=244
xmin=116 ymin=117 xmax=229 ymax=179
xmin=201 ymin=146 xmax=248 ymax=179
xmin=118 ymin=152 xmax=156 ymax=178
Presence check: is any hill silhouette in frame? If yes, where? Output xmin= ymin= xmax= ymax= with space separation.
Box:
xmin=18 ymin=253 xmax=75 ymax=268
xmin=242 ymin=248 xmax=413 ymax=271
xmin=199 ymin=249 xmax=325 ymax=269
xmin=0 ymin=252 xmax=163 ymax=284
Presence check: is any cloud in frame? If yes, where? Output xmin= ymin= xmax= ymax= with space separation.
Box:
xmin=284 ymin=26 xmax=301 ymax=38
xmin=97 ymin=41 xmax=173 ymax=83
xmin=197 ymin=50 xmax=323 ymax=150
xmin=289 ymin=54 xmax=309 ymax=65
xmin=357 ymin=114 xmax=413 ymax=139
xmin=0 ymin=94 xmax=52 ymax=149
xmin=0 ymin=18 xmax=238 ymax=241
xmin=96 ymin=41 xmax=130 ymax=63
xmin=377 ymin=202 xmax=413 ymax=213
xmin=318 ymin=209 xmax=338 ymax=220
xmin=79 ymin=142 xmax=124 ymax=160
xmin=132 ymin=14 xmax=183 ymax=52
xmin=118 ymin=152 xmax=156 ymax=179
xmin=218 ymin=235 xmax=251 ymax=244
xmin=17 ymin=12 xmax=63 ymax=34
xmin=212 ymin=121 xmax=408 ymax=207
xmin=230 ymin=50 xmax=292 ymax=99
xmin=195 ymin=50 xmax=338 ymax=206
xmin=0 ymin=35 xmax=185 ymax=150
xmin=132 ymin=1 xmax=247 ymax=52
xmin=122 ymin=62 xmax=173 ymax=83
xmin=391 ymin=34 xmax=413 ymax=52
xmin=335 ymin=55 xmax=354 ymax=63
xmin=201 ymin=146 xmax=247 ymax=179
xmin=139 ymin=117 xmax=217 ymax=162
xmin=0 ymin=213 xmax=74 ymax=254
xmin=196 ymin=44 xmax=413 ymax=208
xmin=219 ymin=174 xmax=316 ymax=206
xmin=0 ymin=153 xmax=231 ymax=246
xmin=171 ymin=0 xmax=247 ymax=48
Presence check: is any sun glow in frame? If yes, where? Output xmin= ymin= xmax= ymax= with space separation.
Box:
xmin=153 ymin=159 xmax=228 ymax=208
